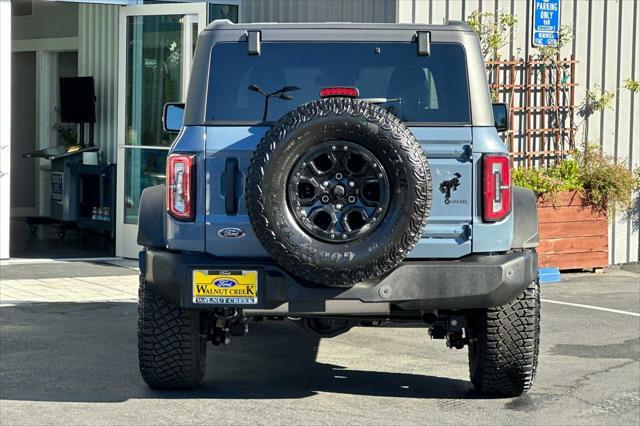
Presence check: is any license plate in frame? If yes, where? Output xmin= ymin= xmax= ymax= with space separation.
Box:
xmin=192 ymin=270 xmax=258 ymax=305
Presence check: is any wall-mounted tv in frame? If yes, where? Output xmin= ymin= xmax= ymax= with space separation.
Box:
xmin=59 ymin=76 xmax=96 ymax=123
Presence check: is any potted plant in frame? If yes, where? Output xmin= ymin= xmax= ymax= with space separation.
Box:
xmin=512 ymin=146 xmax=639 ymax=270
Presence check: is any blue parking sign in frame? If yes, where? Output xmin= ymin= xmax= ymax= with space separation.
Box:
xmin=532 ymin=0 xmax=561 ymax=47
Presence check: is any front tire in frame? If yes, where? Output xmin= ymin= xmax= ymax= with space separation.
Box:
xmin=468 ymin=279 xmax=541 ymax=397
xmin=138 ymin=276 xmax=206 ymax=389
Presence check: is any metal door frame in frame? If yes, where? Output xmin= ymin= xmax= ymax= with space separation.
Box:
xmin=116 ymin=2 xmax=207 ymax=258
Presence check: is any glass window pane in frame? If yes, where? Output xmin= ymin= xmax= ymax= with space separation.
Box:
xmin=206 ymin=42 xmax=471 ymax=124
xmin=209 ymin=4 xmax=238 ymax=23
xmin=125 ymin=14 xmax=185 ymax=147
xmin=124 ymin=149 xmax=167 ymax=224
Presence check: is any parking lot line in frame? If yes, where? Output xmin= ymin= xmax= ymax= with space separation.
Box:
xmin=541 ymin=298 xmax=640 ymax=317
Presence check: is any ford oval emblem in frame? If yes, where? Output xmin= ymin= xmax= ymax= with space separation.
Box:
xmin=218 ymin=228 xmax=246 ymax=239
xmin=214 ymin=278 xmax=237 ymax=288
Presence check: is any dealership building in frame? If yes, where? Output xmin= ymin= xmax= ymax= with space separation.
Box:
xmin=0 ymin=0 xmax=637 ymax=264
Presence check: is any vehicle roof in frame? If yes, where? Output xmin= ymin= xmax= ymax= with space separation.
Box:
xmin=204 ymin=19 xmax=473 ymax=33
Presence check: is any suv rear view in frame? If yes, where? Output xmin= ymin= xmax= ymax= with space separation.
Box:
xmin=137 ymin=20 xmax=540 ymax=397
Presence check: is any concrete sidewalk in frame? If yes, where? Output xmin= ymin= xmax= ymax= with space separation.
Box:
xmin=0 ymin=260 xmax=138 ymax=304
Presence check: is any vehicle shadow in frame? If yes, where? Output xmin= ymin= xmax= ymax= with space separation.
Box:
xmin=0 ymin=301 xmax=478 ymax=402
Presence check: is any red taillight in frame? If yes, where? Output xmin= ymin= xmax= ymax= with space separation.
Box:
xmin=482 ymin=155 xmax=511 ymax=222
xmin=166 ymin=154 xmax=195 ymax=221
xmin=319 ymin=87 xmax=359 ymax=98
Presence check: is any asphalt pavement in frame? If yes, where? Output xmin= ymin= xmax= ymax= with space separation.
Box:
xmin=0 ymin=266 xmax=638 ymax=425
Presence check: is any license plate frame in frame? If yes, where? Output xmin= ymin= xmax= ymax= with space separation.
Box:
xmin=192 ymin=269 xmax=258 ymax=305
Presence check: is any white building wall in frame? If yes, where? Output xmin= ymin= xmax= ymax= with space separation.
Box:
xmin=241 ymin=0 xmax=396 ymax=23
xmin=11 ymin=0 xmax=78 ymax=40
xmin=398 ymin=0 xmax=639 ymax=265
xmin=78 ymin=2 xmax=120 ymax=164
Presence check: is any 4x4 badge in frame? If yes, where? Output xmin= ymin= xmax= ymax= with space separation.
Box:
xmin=218 ymin=228 xmax=246 ymax=238
xmin=439 ymin=173 xmax=462 ymax=205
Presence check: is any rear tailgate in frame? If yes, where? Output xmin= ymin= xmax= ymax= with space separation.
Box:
xmin=205 ymin=126 xmax=269 ymax=257
xmin=204 ymin=126 xmax=472 ymax=259
xmin=408 ymin=127 xmax=472 ymax=258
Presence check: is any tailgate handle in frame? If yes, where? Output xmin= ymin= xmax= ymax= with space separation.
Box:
xmin=223 ymin=157 xmax=239 ymax=215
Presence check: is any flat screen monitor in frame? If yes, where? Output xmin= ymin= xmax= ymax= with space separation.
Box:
xmin=59 ymin=77 xmax=96 ymax=123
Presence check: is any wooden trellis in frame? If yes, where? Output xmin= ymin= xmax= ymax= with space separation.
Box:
xmin=486 ymin=55 xmax=578 ymax=168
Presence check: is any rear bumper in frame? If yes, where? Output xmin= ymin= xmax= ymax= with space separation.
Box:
xmin=141 ymin=249 xmax=537 ymax=314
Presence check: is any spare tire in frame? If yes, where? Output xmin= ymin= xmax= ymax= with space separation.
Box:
xmin=246 ymin=97 xmax=431 ymax=287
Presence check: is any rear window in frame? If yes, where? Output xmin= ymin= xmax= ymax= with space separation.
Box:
xmin=206 ymin=42 xmax=470 ymax=124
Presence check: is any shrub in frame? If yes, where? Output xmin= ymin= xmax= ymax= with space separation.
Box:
xmin=512 ymin=146 xmax=638 ymax=215
xmin=511 ymin=160 xmax=581 ymax=198
xmin=576 ymin=146 xmax=638 ymax=214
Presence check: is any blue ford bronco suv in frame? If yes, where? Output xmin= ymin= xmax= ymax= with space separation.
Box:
xmin=137 ymin=20 xmax=540 ymax=397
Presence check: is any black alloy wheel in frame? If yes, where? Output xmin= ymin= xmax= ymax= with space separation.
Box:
xmin=287 ymin=141 xmax=390 ymax=243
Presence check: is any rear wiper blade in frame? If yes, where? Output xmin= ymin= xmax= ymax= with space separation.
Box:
xmin=249 ymin=84 xmax=300 ymax=121
xmin=359 ymin=97 xmax=401 ymax=104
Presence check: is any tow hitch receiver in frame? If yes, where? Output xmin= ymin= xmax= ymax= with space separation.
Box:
xmin=428 ymin=315 xmax=468 ymax=349
xmin=206 ymin=308 xmax=248 ymax=345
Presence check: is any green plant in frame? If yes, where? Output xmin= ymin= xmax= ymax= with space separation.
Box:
xmin=578 ymin=80 xmax=640 ymax=124
xmin=513 ymin=147 xmax=638 ymax=215
xmin=512 ymin=159 xmax=581 ymax=198
xmin=576 ymin=145 xmax=638 ymax=214
xmin=578 ymin=85 xmax=617 ymax=118
xmin=466 ymin=11 xmax=518 ymax=61
xmin=536 ymin=24 xmax=573 ymax=62
xmin=624 ymin=78 xmax=640 ymax=94
xmin=574 ymin=80 xmax=640 ymax=147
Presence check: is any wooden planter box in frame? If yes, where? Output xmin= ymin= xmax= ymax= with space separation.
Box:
xmin=537 ymin=191 xmax=608 ymax=270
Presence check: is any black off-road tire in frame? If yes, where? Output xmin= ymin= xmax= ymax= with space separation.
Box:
xmin=246 ymin=97 xmax=431 ymax=287
xmin=138 ymin=276 xmax=206 ymax=389
xmin=468 ymin=279 xmax=541 ymax=397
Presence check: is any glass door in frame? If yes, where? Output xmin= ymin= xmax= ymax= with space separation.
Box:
xmin=116 ymin=3 xmax=207 ymax=258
